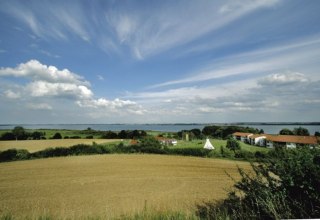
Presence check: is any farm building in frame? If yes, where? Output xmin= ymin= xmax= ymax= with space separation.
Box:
xmin=232 ymin=132 xmax=253 ymax=143
xmin=265 ymin=135 xmax=318 ymax=148
xmin=233 ymin=132 xmax=319 ymax=148
xmin=156 ymin=137 xmax=178 ymax=146
xmin=248 ymin=134 xmax=269 ymax=147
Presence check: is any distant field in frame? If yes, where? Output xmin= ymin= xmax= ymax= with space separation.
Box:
xmin=0 ymin=139 xmax=121 ymax=153
xmin=0 ymin=154 xmax=251 ymax=219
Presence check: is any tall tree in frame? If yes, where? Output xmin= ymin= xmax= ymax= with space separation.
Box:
xmin=279 ymin=128 xmax=294 ymax=135
xmin=226 ymin=138 xmax=241 ymax=153
xmin=12 ymin=126 xmax=26 ymax=140
xmin=293 ymin=127 xmax=310 ymax=136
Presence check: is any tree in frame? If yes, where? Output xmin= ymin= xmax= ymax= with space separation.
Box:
xmin=259 ymin=129 xmax=264 ymax=134
xmin=293 ymin=127 xmax=310 ymax=136
xmin=226 ymin=138 xmax=241 ymax=153
xmin=0 ymin=132 xmax=15 ymax=140
xmin=52 ymin=132 xmax=62 ymax=139
xmin=12 ymin=126 xmax=27 ymax=140
xmin=118 ymin=130 xmax=127 ymax=139
xmin=139 ymin=136 xmax=161 ymax=149
xmin=202 ymin=126 xmax=219 ymax=136
xmin=31 ymin=131 xmax=44 ymax=140
xmin=279 ymin=128 xmax=294 ymax=135
xmin=315 ymin=131 xmax=320 ymax=137
xmin=197 ymin=148 xmax=320 ymax=219
xmin=190 ymin=129 xmax=202 ymax=139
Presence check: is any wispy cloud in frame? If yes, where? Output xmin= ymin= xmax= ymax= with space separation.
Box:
xmin=97 ymin=75 xmax=104 ymax=81
xmin=105 ymin=0 xmax=280 ymax=59
xmin=0 ymin=0 xmax=280 ymax=59
xmin=1 ymin=1 xmax=89 ymax=41
xmin=150 ymin=36 xmax=320 ymax=88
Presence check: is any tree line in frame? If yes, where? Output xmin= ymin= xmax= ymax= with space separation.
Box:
xmin=0 ymin=126 xmax=148 ymax=140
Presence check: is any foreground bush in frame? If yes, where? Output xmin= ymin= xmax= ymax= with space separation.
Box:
xmin=196 ymin=147 xmax=320 ymax=219
xmin=0 ymin=149 xmax=30 ymax=162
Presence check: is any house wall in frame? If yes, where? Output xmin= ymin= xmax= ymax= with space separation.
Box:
xmin=286 ymin=142 xmax=296 ymax=148
xmin=233 ymin=135 xmax=240 ymax=141
xmin=266 ymin=141 xmax=273 ymax=148
xmin=255 ymin=137 xmax=266 ymax=147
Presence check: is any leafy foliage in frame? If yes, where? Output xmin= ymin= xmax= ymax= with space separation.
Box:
xmin=197 ymin=147 xmax=320 ymax=219
xmin=52 ymin=132 xmax=62 ymax=139
xmin=279 ymin=128 xmax=294 ymax=135
xmin=293 ymin=126 xmax=310 ymax=136
xmin=226 ymin=138 xmax=241 ymax=153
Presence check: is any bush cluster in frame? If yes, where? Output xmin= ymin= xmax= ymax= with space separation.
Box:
xmin=196 ymin=147 xmax=320 ymax=219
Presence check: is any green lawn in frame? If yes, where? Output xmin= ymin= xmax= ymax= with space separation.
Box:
xmin=174 ymin=139 xmax=269 ymax=153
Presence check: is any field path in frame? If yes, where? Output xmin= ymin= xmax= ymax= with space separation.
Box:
xmin=0 ymin=154 xmax=251 ymax=219
xmin=0 ymin=139 xmax=120 ymax=152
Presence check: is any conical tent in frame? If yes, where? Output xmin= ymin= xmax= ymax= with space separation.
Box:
xmin=204 ymin=138 xmax=214 ymax=150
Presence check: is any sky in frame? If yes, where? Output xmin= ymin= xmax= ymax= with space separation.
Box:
xmin=0 ymin=0 xmax=320 ymax=124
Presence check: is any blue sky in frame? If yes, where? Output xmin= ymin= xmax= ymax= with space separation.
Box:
xmin=0 ymin=0 xmax=320 ymax=123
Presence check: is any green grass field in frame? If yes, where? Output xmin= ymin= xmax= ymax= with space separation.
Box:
xmin=0 ymin=154 xmax=251 ymax=219
xmin=175 ymin=139 xmax=269 ymax=153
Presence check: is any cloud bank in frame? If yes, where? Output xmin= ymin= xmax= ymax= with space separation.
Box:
xmin=0 ymin=60 xmax=145 ymax=119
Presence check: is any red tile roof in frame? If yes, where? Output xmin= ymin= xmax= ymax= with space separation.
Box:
xmin=249 ymin=134 xmax=266 ymax=139
xmin=233 ymin=132 xmax=253 ymax=137
xmin=266 ymin=135 xmax=318 ymax=145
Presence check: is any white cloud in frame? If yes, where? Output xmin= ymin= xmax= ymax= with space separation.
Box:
xmin=0 ymin=0 xmax=280 ymax=59
xmin=26 ymin=81 xmax=93 ymax=99
xmin=97 ymin=75 xmax=104 ymax=81
xmin=258 ymin=72 xmax=308 ymax=86
xmin=0 ymin=60 xmax=147 ymax=119
xmin=77 ymin=98 xmax=146 ymax=115
xmin=3 ymin=90 xmax=20 ymax=99
xmin=150 ymin=36 xmax=320 ymax=88
xmin=27 ymin=103 xmax=52 ymax=110
xmin=105 ymin=0 xmax=279 ymax=59
xmin=0 ymin=60 xmax=88 ymax=85
xmin=1 ymin=1 xmax=89 ymax=41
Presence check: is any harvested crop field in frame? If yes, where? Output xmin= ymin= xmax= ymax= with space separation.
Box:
xmin=0 ymin=154 xmax=251 ymax=219
xmin=0 ymin=139 xmax=120 ymax=153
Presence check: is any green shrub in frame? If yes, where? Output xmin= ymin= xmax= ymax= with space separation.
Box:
xmin=0 ymin=149 xmax=30 ymax=162
xmin=52 ymin=133 xmax=62 ymax=139
xmin=196 ymin=147 xmax=320 ymax=219
xmin=167 ymin=148 xmax=210 ymax=157
xmin=234 ymin=150 xmax=254 ymax=159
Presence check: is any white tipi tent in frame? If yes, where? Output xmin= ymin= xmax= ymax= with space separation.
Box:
xmin=204 ymin=138 xmax=214 ymax=150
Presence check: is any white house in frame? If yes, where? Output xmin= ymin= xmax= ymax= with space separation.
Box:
xmin=232 ymin=132 xmax=253 ymax=143
xmin=156 ymin=137 xmax=178 ymax=146
xmin=233 ymin=131 xmax=319 ymax=149
xmin=265 ymin=135 xmax=318 ymax=148
xmin=249 ymin=134 xmax=268 ymax=147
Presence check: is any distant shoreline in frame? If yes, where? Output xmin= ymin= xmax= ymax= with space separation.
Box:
xmin=1 ymin=122 xmax=320 ymax=126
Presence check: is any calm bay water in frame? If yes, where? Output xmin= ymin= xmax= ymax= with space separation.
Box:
xmin=0 ymin=124 xmax=319 ymax=135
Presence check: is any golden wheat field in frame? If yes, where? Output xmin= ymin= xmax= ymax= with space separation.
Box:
xmin=0 ymin=154 xmax=251 ymax=219
xmin=0 ymin=139 xmax=120 ymax=153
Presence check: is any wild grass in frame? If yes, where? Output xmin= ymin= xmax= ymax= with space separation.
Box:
xmin=0 ymin=154 xmax=251 ymax=219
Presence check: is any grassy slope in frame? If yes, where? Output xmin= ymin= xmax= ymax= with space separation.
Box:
xmin=175 ymin=139 xmax=269 ymax=153
xmin=0 ymin=154 xmax=251 ymax=219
